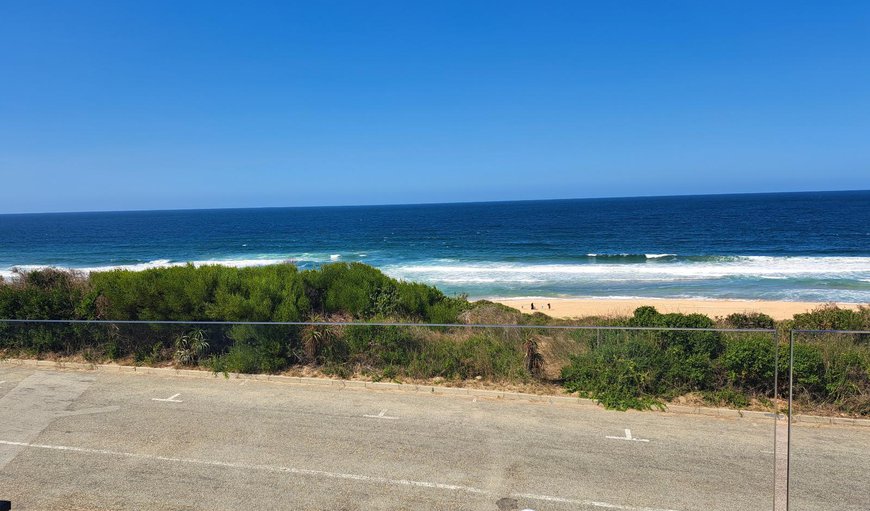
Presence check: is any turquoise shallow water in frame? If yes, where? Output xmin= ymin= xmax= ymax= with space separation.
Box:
xmin=1 ymin=191 xmax=868 ymax=302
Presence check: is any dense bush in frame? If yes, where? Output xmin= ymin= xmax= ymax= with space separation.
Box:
xmin=791 ymin=304 xmax=870 ymax=331
xmin=628 ymin=305 xmax=723 ymax=357
xmin=343 ymin=324 xmax=421 ymax=368
xmin=1 ymin=263 xmax=460 ymax=325
xmin=723 ymin=312 xmax=776 ymax=330
xmin=2 ymin=267 xmax=868 ymax=415
xmin=407 ymin=333 xmax=527 ymax=380
xmin=0 ymin=263 xmax=464 ymax=364
xmin=562 ymin=307 xmax=870 ymax=415
xmin=0 ymin=269 xmax=90 ymax=320
xmin=720 ymin=335 xmax=776 ymax=391
xmin=561 ymin=308 xmax=728 ymax=411
xmin=561 ymin=337 xmax=665 ymax=410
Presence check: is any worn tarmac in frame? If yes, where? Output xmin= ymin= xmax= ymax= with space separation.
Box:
xmin=0 ymin=365 xmax=867 ymax=510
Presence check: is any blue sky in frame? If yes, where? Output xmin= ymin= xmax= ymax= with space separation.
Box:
xmin=1 ymin=1 xmax=868 ymax=213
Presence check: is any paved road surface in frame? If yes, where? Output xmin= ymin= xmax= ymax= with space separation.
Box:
xmin=0 ymin=365 xmax=867 ymax=510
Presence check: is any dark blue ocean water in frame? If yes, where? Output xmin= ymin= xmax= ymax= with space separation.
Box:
xmin=1 ymin=191 xmax=868 ymax=302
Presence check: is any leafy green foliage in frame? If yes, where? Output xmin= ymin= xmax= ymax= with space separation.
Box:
xmin=561 ymin=338 xmax=664 ymax=411
xmin=2 ymin=268 xmax=868 ymax=416
xmin=405 ymin=333 xmax=527 ymax=380
xmin=787 ymin=343 xmax=826 ymax=395
xmin=563 ymin=308 xmax=733 ymax=410
xmin=724 ymin=312 xmax=776 ymax=330
xmin=0 ymin=269 xmax=90 ymax=320
xmin=721 ymin=335 xmax=776 ymax=391
xmin=792 ymin=304 xmax=870 ymax=331
xmin=701 ymin=388 xmax=750 ymax=408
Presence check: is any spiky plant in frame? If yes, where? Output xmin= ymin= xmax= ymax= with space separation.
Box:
xmin=174 ymin=329 xmax=209 ymax=366
xmin=301 ymin=315 xmax=335 ymax=363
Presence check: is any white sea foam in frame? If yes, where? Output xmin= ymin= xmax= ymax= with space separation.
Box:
xmin=330 ymin=254 xmax=341 ymax=261
xmin=1 ymin=258 xmax=290 ymax=277
xmin=381 ymin=256 xmax=870 ymax=285
xmin=4 ymin=255 xmax=869 ymax=303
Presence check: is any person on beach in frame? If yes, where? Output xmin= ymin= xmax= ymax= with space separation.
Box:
xmin=547 ymin=303 xmax=551 ymax=310
xmin=530 ymin=303 xmax=535 ymax=310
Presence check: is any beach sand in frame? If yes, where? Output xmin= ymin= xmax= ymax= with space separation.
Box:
xmin=493 ymin=298 xmax=865 ymax=321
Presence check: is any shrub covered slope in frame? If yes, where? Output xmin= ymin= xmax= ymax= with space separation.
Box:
xmin=1 ymin=264 xmax=868 ymax=415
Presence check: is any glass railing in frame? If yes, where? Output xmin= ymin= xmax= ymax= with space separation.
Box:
xmin=787 ymin=329 xmax=870 ymax=511
xmin=3 ymin=319 xmax=864 ymax=510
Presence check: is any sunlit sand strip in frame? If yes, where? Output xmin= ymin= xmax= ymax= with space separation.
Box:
xmin=493 ymin=298 xmax=865 ymax=321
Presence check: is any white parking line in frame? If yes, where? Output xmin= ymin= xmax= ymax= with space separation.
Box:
xmin=152 ymin=393 xmax=183 ymax=403
xmin=363 ymin=409 xmax=398 ymax=420
xmin=0 ymin=439 xmax=683 ymax=511
xmin=606 ymin=429 xmax=650 ymax=443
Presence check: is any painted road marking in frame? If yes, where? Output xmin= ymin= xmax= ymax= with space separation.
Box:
xmin=606 ymin=429 xmax=650 ymax=443
xmin=363 ymin=409 xmax=398 ymax=420
xmin=152 ymin=393 xmax=183 ymax=403
xmin=0 ymin=439 xmax=683 ymax=511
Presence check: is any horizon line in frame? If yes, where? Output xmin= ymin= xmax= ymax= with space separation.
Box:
xmin=1 ymin=187 xmax=868 ymax=216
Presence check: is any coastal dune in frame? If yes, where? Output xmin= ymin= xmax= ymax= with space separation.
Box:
xmin=493 ymin=298 xmax=865 ymax=321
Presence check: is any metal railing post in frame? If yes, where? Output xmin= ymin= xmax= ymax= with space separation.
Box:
xmin=773 ymin=328 xmax=780 ymax=511
xmin=787 ymin=330 xmax=795 ymax=511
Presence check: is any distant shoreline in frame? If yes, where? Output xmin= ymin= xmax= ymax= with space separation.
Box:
xmin=492 ymin=297 xmax=865 ymax=321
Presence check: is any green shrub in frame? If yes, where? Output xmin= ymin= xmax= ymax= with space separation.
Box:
xmin=408 ymin=334 xmax=525 ymax=380
xmin=724 ymin=312 xmax=775 ymax=330
xmin=792 ymin=304 xmax=869 ymax=331
xmin=224 ymin=324 xmax=292 ymax=373
xmin=343 ymin=324 xmax=420 ymax=367
xmin=721 ymin=335 xmax=776 ymax=391
xmin=702 ymin=388 xmax=751 ymax=408
xmin=210 ymin=344 xmax=263 ymax=374
xmin=785 ymin=343 xmax=826 ymax=396
xmin=561 ymin=343 xmax=663 ymax=411
xmin=0 ymin=269 xmax=91 ymax=320
xmin=824 ymin=349 xmax=870 ymax=405
xmin=629 ymin=307 xmax=722 ymax=357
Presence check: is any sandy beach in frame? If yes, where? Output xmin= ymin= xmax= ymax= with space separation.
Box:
xmin=493 ymin=297 xmax=865 ymax=321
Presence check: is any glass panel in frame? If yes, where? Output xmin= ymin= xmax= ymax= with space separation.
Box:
xmin=788 ymin=330 xmax=870 ymax=511
xmin=0 ymin=321 xmax=780 ymax=510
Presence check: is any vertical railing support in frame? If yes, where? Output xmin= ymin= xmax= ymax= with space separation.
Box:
xmin=773 ymin=328 xmax=789 ymax=511
xmin=787 ymin=330 xmax=795 ymax=511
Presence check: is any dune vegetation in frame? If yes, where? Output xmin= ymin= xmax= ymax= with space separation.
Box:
xmin=1 ymin=263 xmax=868 ymax=415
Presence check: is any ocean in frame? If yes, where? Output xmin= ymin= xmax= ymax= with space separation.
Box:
xmin=1 ymin=191 xmax=868 ymax=303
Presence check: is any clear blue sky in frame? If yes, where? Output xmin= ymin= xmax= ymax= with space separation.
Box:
xmin=1 ymin=1 xmax=868 ymax=213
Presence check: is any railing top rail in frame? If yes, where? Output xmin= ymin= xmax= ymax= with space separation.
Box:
xmin=0 ymin=318 xmax=778 ymax=332
xmin=791 ymin=329 xmax=870 ymax=334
